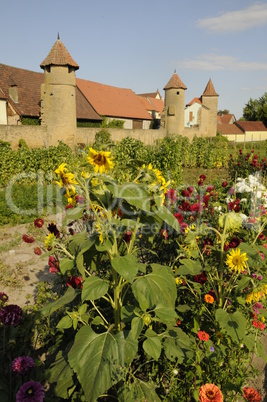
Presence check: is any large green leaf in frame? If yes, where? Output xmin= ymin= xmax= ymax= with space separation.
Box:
xmin=82 ymin=276 xmax=109 ymax=301
xmin=132 ymin=264 xmax=176 ymax=311
xmin=153 ymin=204 xmax=180 ymax=232
xmin=143 ymin=329 xmax=162 ymax=360
xmin=115 ymin=330 xmax=138 ymax=366
xmin=118 ymin=379 xmax=161 ymax=402
xmin=68 ymin=326 xmax=120 ymax=402
xmin=175 ymin=259 xmax=203 ymax=276
xmin=163 ymin=328 xmax=194 ymax=363
xmin=47 ymin=350 xmax=74 ymax=399
xmin=111 ymin=254 xmax=139 ymax=283
xmin=108 ymin=182 xmax=151 ymax=212
xmin=153 ymin=304 xmax=178 ymax=324
xmin=215 ymin=309 xmax=246 ymax=343
xmin=42 ymin=286 xmax=78 ymax=317
xmin=59 ymin=258 xmax=75 ymax=275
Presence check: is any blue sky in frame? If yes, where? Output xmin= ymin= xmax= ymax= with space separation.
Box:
xmin=2 ymin=0 xmax=267 ymax=119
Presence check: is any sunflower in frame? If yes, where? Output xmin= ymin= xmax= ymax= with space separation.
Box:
xmin=55 ymin=163 xmax=78 ymax=192
xmin=87 ymin=148 xmax=114 ymax=173
xmin=225 ymin=248 xmax=248 ymax=273
xmin=44 ymin=233 xmax=56 ymax=250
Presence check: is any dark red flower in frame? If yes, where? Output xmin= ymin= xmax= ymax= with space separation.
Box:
xmin=181 ymin=200 xmax=191 ymax=211
xmin=166 ymin=188 xmax=177 ymax=203
xmin=194 ymin=272 xmax=207 ymax=285
xmin=34 ymin=218 xmax=44 ymax=228
xmin=48 ymin=255 xmax=59 ymax=274
xmin=34 ymin=247 xmax=42 ymax=255
xmin=67 ymin=276 xmax=83 ymax=289
xmin=75 ymin=195 xmax=84 ymax=204
xmin=199 ymin=174 xmax=206 ymax=181
xmin=243 ymin=386 xmax=262 ymax=401
xmin=0 ymin=304 xmax=23 ymax=326
xmin=174 ymin=212 xmax=184 ymax=224
xmin=180 ymin=222 xmax=188 ymax=234
xmin=123 ymin=230 xmax=132 ymax=242
xmin=22 ymin=234 xmax=34 ymax=244
xmin=206 ymin=185 xmax=214 ymax=192
xmin=187 ymin=186 xmax=194 ymax=194
xmin=222 ymin=181 xmax=228 ymax=188
xmin=65 ymin=204 xmax=74 ymax=211
xmin=47 ymin=223 xmax=60 ymax=238
xmin=181 ymin=189 xmax=190 ymax=197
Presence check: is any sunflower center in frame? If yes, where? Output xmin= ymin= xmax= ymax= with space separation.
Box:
xmin=206 ymin=389 xmax=216 ymax=399
xmin=27 ymin=388 xmax=33 ymax=395
xmin=232 ymin=256 xmax=241 ymax=266
xmin=94 ymin=154 xmax=106 ymax=166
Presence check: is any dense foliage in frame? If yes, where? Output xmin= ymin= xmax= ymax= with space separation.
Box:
xmin=243 ymin=92 xmax=267 ymax=127
xmin=1 ymin=142 xmax=267 ymax=401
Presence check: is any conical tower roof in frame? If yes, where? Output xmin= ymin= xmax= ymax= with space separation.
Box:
xmin=202 ymin=79 xmax=218 ymax=96
xmin=164 ymin=72 xmax=187 ymax=90
xmin=40 ymin=37 xmax=79 ymax=70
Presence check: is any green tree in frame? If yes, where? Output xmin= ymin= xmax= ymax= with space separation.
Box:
xmin=218 ymin=109 xmax=230 ymax=116
xmin=243 ymin=92 xmax=267 ymax=127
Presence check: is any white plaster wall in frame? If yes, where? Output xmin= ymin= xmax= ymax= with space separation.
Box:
xmin=0 ymin=100 xmax=7 ymax=124
xmin=184 ymin=103 xmax=201 ymax=127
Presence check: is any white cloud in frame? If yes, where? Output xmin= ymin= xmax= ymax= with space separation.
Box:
xmin=197 ymin=3 xmax=267 ymax=33
xmin=178 ymin=54 xmax=267 ymax=71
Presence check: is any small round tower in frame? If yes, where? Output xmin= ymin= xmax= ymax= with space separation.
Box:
xmin=201 ymin=79 xmax=219 ymax=137
xmin=163 ymin=71 xmax=187 ymax=135
xmin=40 ymin=35 xmax=79 ymax=145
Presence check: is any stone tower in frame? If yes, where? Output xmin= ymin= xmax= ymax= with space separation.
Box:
xmin=40 ymin=36 xmax=79 ymax=145
xmin=201 ymin=79 xmax=219 ymax=137
xmin=163 ymin=71 xmax=187 ymax=135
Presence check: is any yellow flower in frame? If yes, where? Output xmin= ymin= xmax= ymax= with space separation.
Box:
xmin=87 ymin=148 xmax=114 ymax=173
xmin=175 ymin=278 xmax=183 ymax=286
xmin=246 ymin=284 xmax=267 ymax=304
xmin=95 ymin=222 xmax=104 ymax=243
xmin=55 ymin=163 xmax=78 ymax=191
xmin=225 ymin=248 xmax=248 ymax=274
xmin=44 ymin=233 xmax=56 ymax=249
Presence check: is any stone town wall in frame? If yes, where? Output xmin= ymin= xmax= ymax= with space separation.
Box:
xmin=0 ymin=125 xmax=167 ymax=149
xmin=0 ymin=125 xmax=217 ymax=150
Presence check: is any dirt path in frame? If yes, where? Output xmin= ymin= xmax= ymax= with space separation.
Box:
xmin=0 ymin=217 xmax=267 ymax=400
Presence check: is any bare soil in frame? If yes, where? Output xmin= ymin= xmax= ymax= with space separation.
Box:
xmin=0 ymin=217 xmax=267 ymax=400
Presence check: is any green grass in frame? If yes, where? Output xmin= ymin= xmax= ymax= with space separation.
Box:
xmin=0 ymin=182 xmax=66 ymax=226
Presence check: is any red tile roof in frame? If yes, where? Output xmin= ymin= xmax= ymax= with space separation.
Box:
xmin=137 ymin=95 xmax=156 ymax=112
xmin=40 ymin=39 xmax=79 ymax=70
xmin=235 ymin=121 xmax=267 ymax=132
xmin=164 ymin=72 xmax=187 ymax=90
xmin=220 ymin=114 xmax=235 ymax=124
xmin=147 ymin=97 xmax=164 ymax=114
xmin=76 ymin=78 xmax=152 ymax=120
xmin=186 ymin=97 xmax=202 ymax=107
xmin=0 ymin=63 xmax=101 ymax=120
xmin=202 ymin=79 xmax=218 ymax=96
xmin=217 ymin=123 xmax=243 ymax=135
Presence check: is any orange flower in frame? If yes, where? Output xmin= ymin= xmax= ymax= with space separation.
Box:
xmin=243 ymin=387 xmax=262 ymax=401
xmin=199 ymin=383 xmax=223 ymax=402
xmin=204 ymin=294 xmax=214 ymax=304
xmin=197 ymin=331 xmax=209 ymax=342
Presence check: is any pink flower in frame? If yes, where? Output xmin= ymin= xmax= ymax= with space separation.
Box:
xmin=48 ymin=256 xmax=59 ymax=274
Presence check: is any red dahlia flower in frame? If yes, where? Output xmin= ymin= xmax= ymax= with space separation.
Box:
xmin=22 ymin=234 xmax=35 ymax=244
xmin=243 ymin=387 xmax=262 ymax=401
xmin=67 ymin=276 xmax=83 ymax=289
xmin=34 ymin=218 xmax=44 ymax=228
